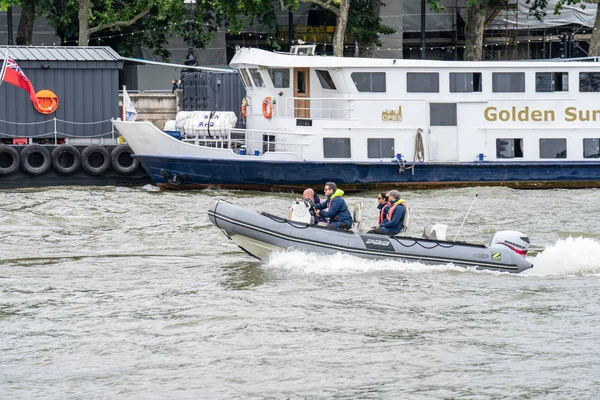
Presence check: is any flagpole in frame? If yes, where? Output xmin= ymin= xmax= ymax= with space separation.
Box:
xmin=0 ymin=48 xmax=9 ymax=86
xmin=122 ymin=85 xmax=126 ymax=121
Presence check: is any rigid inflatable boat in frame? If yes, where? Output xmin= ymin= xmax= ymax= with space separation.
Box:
xmin=208 ymin=199 xmax=533 ymax=273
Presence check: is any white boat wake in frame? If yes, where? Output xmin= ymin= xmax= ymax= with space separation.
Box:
xmin=264 ymin=236 xmax=600 ymax=277
xmin=524 ymin=236 xmax=600 ymax=276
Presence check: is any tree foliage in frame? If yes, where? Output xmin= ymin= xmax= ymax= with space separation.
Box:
xmin=349 ymin=0 xmax=395 ymax=57
xmin=525 ymin=0 xmax=586 ymax=21
xmin=525 ymin=0 xmax=600 ymax=56
xmin=22 ymin=0 xmax=278 ymax=60
xmin=281 ymin=0 xmax=350 ymax=56
xmin=4 ymin=0 xmax=396 ymax=59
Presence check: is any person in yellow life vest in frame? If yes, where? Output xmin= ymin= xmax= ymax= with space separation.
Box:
xmin=314 ymin=182 xmax=353 ymax=230
xmin=367 ymin=190 xmax=406 ymax=235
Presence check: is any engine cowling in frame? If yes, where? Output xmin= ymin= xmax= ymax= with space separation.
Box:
xmin=489 ymin=230 xmax=530 ymax=257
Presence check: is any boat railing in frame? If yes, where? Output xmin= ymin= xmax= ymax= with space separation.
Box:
xmin=282 ymin=96 xmax=425 ymax=121
xmin=282 ymin=97 xmax=355 ymax=120
xmin=0 ymin=117 xmax=119 ymax=145
xmin=180 ymin=127 xmax=312 ymax=156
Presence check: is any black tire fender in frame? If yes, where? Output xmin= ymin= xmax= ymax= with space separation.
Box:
xmin=0 ymin=146 xmax=21 ymax=175
xmin=111 ymin=145 xmax=139 ymax=175
xmin=20 ymin=144 xmax=51 ymax=175
xmin=81 ymin=145 xmax=111 ymax=175
xmin=51 ymin=145 xmax=81 ymax=175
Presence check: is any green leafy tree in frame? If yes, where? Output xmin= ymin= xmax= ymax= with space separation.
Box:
xmin=427 ymin=0 xmax=488 ymax=60
xmin=281 ymin=0 xmax=351 ymax=56
xmin=349 ymin=0 xmax=395 ymax=57
xmin=526 ymin=0 xmax=600 ymax=56
xmin=1 ymin=0 xmax=37 ymax=46
xmin=30 ymin=0 xmax=278 ymax=59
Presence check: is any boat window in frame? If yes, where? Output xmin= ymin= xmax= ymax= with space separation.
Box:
xmin=539 ymin=138 xmax=567 ymax=159
xmin=449 ymin=72 xmax=482 ymax=93
xmin=239 ymin=69 xmax=253 ymax=88
xmin=323 ymin=138 xmax=351 ymax=158
xmin=248 ymin=68 xmax=265 ymax=87
xmin=407 ymin=73 xmax=439 ymax=93
xmin=492 ymin=72 xmax=525 ymax=93
xmin=583 ymin=138 xmax=600 ymax=158
xmin=297 ymin=70 xmax=307 ymax=94
xmin=263 ymin=134 xmax=276 ymax=153
xmin=268 ymin=68 xmax=290 ymax=88
xmin=430 ymin=103 xmax=457 ymax=126
xmin=496 ymin=138 xmax=524 ymax=158
xmin=351 ymin=72 xmax=386 ymax=92
xmin=536 ymin=72 xmax=568 ymax=92
xmin=367 ymin=138 xmax=394 ymax=158
xmin=316 ymin=70 xmax=337 ymax=90
xmin=579 ymin=72 xmax=600 ymax=92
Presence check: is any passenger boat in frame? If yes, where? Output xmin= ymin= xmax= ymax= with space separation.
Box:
xmin=207 ymin=199 xmax=534 ymax=273
xmin=113 ymin=45 xmax=600 ymax=191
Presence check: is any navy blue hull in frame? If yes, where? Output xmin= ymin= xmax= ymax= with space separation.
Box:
xmin=134 ymin=155 xmax=600 ymax=191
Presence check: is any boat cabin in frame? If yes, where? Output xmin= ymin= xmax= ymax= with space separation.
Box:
xmin=229 ymin=46 xmax=600 ymax=163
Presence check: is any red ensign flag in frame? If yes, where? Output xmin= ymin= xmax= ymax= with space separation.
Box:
xmin=0 ymin=57 xmax=40 ymax=107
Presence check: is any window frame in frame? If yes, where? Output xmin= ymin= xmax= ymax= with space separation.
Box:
xmin=316 ymin=69 xmax=337 ymax=90
xmin=583 ymin=138 xmax=600 ymax=158
xmin=492 ymin=72 xmax=525 ymax=93
xmin=449 ymin=72 xmax=482 ymax=93
xmin=539 ymin=138 xmax=567 ymax=159
xmin=239 ymin=68 xmax=253 ymax=88
xmin=496 ymin=138 xmax=524 ymax=159
xmin=367 ymin=138 xmax=395 ymax=158
xmin=268 ymin=68 xmax=290 ymax=88
xmin=351 ymin=72 xmax=386 ymax=93
xmin=407 ymin=72 xmax=440 ymax=93
xmin=579 ymin=72 xmax=600 ymax=92
xmin=323 ymin=138 xmax=352 ymax=158
xmin=248 ymin=68 xmax=265 ymax=87
xmin=535 ymin=72 xmax=569 ymax=93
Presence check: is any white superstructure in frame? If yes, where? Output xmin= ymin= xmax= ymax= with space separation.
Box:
xmin=229 ymin=46 xmax=600 ymax=163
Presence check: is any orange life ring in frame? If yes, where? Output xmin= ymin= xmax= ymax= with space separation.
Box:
xmin=34 ymin=89 xmax=59 ymax=114
xmin=241 ymin=97 xmax=248 ymax=118
xmin=262 ymin=97 xmax=273 ymax=119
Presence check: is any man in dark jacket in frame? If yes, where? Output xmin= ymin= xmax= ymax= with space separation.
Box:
xmin=314 ymin=182 xmax=353 ymax=230
xmin=303 ymin=188 xmax=323 ymax=224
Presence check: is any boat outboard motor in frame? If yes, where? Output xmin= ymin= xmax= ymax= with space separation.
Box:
xmin=289 ymin=199 xmax=313 ymax=224
xmin=489 ymin=231 xmax=530 ymax=257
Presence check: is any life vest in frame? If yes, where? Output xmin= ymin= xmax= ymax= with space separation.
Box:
xmin=326 ymin=189 xmax=346 ymax=222
xmin=387 ymin=198 xmax=407 ymax=222
xmin=378 ymin=202 xmax=392 ymax=224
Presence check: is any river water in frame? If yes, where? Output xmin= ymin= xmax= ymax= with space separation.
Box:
xmin=1 ymin=186 xmax=599 ymax=399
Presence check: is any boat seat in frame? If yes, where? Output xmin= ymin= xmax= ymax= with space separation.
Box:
xmin=399 ymin=205 xmax=412 ymax=235
xmin=352 ymin=202 xmax=364 ymax=233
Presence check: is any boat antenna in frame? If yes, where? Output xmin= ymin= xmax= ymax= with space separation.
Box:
xmin=453 ymin=193 xmax=478 ymax=242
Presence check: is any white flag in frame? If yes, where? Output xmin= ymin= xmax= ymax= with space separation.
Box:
xmin=122 ymin=86 xmax=138 ymax=122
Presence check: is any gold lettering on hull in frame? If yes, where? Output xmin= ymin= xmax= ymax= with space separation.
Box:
xmin=484 ymin=106 xmax=600 ymax=122
xmin=382 ymin=106 xmax=402 ymax=122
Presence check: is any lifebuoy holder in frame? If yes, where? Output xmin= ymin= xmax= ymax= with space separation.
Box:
xmin=34 ymin=89 xmax=59 ymax=114
xmin=262 ymin=97 xmax=273 ymax=119
xmin=241 ymin=97 xmax=248 ymax=118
